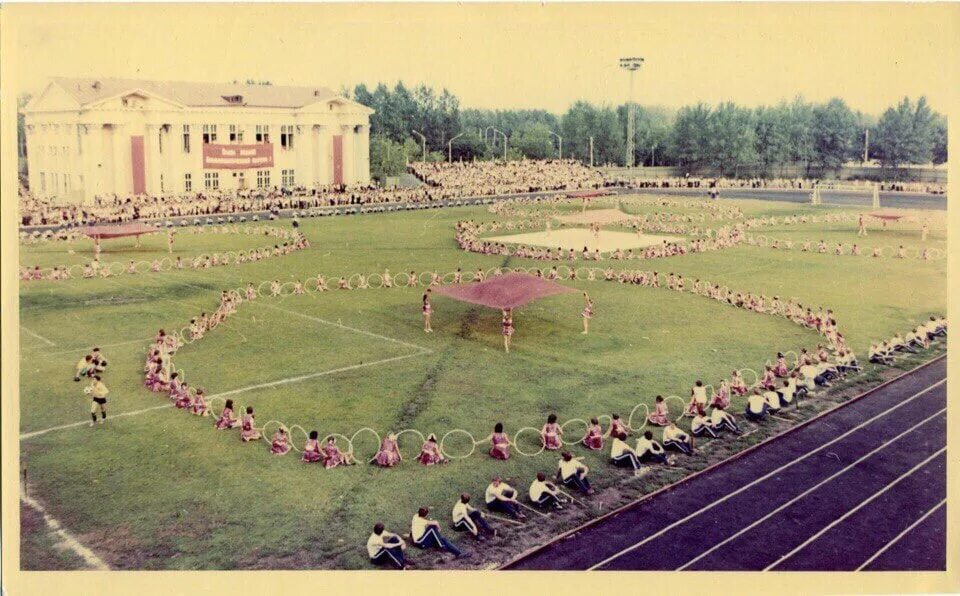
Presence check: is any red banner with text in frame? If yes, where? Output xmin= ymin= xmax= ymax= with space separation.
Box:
xmin=203 ymin=143 xmax=274 ymax=169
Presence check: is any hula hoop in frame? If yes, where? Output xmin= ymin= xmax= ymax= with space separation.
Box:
xmin=326 ymin=432 xmax=356 ymax=456
xmin=461 ymin=271 xmax=476 ymax=283
xmin=596 ymin=414 xmax=613 ymax=427
xmin=905 ymin=246 xmax=920 ymax=259
xmin=394 ymin=428 xmax=426 ymax=457
xmin=664 ymin=395 xmax=687 ymax=420
xmin=928 ymin=247 xmax=945 ymax=260
xmin=108 ymin=262 xmax=125 ymax=275
xmin=560 ymin=418 xmax=589 ymax=437
xmin=512 ymin=427 xmax=546 ymax=457
xmin=287 ymin=425 xmax=309 ymax=451
xmin=783 ymin=350 xmax=799 ymax=367
xmin=442 ymin=272 xmax=458 ymax=284
xmin=394 ymin=272 xmax=410 ymax=287
xmin=626 ymin=403 xmax=650 ymax=432
xmin=486 ymin=267 xmax=502 ymax=279
xmin=556 ymin=265 xmax=571 ymax=279
xmin=67 ymin=264 xmax=82 ymax=278
xmin=419 ymin=272 xmax=435 ymax=285
xmin=258 ymin=281 xmax=272 ymax=296
xmin=739 ymin=368 xmax=759 ymax=387
xmin=179 ymin=326 xmax=194 ymax=344
xmin=279 ymin=282 xmax=297 ymax=296
xmin=367 ymin=274 xmax=384 ymax=289
xmin=348 ymin=273 xmax=364 ymax=289
xmin=348 ymin=427 xmax=380 ymax=457
xmin=258 ymin=420 xmax=286 ymax=445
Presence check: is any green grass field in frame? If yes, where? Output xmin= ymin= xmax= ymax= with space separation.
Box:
xmin=18 ymin=195 xmax=946 ymax=569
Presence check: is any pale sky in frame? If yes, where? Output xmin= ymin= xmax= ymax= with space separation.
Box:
xmin=5 ymin=3 xmax=958 ymax=116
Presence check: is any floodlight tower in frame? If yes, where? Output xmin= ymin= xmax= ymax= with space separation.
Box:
xmin=619 ymin=57 xmax=645 ymax=169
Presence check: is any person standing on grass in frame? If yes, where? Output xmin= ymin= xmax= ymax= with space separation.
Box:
xmin=411 ymin=507 xmax=463 ymax=558
xmin=921 ymin=220 xmax=929 ymax=242
xmin=502 ymin=308 xmax=514 ymax=352
xmin=581 ymin=292 xmax=593 ymax=335
xmin=87 ymin=375 xmax=109 ymax=426
xmin=422 ymin=291 xmax=433 ymax=333
xmin=167 ymin=229 xmax=176 ymax=253
xmin=367 ymin=522 xmax=409 ymax=570
xmin=857 ymin=213 xmax=867 ymax=237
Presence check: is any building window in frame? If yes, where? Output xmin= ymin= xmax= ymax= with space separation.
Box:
xmin=184 ymin=173 xmax=192 ymax=192
xmin=204 ymin=172 xmax=219 ymax=190
xmin=64 ymin=175 xmax=71 ymax=192
xmin=159 ymin=130 xmax=163 ymax=154
xmin=160 ymin=174 xmax=165 ymax=193
xmin=280 ymin=125 xmax=294 ymax=150
xmin=256 ymin=169 xmax=270 ymax=189
xmin=183 ymin=125 xmax=191 ymax=153
xmin=255 ymin=125 xmax=270 ymax=143
xmin=229 ymin=125 xmax=244 ymax=143
xmin=281 ymin=169 xmax=295 ymax=187
xmin=203 ymin=124 xmax=217 ymax=144
xmin=39 ymin=173 xmax=46 ymax=193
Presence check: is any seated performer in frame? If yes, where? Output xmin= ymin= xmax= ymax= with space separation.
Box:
xmin=485 ymin=476 xmax=526 ymax=520
xmin=374 ymin=433 xmax=402 ymax=467
xmin=610 ymin=431 xmax=642 ymax=471
xmin=270 ymin=426 xmax=292 ymax=455
xmin=487 ymin=423 xmax=512 ymax=460
xmin=367 ymin=522 xmax=408 ymax=570
xmin=240 ymin=406 xmax=262 ymax=442
xmin=214 ymin=399 xmax=240 ymax=430
xmin=323 ymin=436 xmax=355 ymax=469
xmin=730 ymin=370 xmax=748 ymax=396
xmin=691 ymin=412 xmax=720 ymax=438
xmin=869 ymin=343 xmax=895 ymax=365
xmin=302 ymin=430 xmax=324 ymax=463
xmin=647 ymin=395 xmax=670 ymax=426
xmin=417 ymin=434 xmax=446 ymax=465
xmin=635 ymin=431 xmax=669 ymax=464
xmin=710 ymin=405 xmax=742 ymax=435
xmin=686 ymin=381 xmax=708 ymax=416
xmin=774 ymin=353 xmax=790 ymax=377
xmin=540 ymin=414 xmax=563 ymax=450
xmin=581 ymin=417 xmax=604 ymax=450
xmin=607 ymin=413 xmax=630 ymax=438
xmin=191 ymin=388 xmax=209 ymax=416
xmin=452 ymin=493 xmax=495 ymax=540
xmin=745 ymin=389 xmax=769 ymax=422
xmin=557 ymin=451 xmax=594 ymax=495
xmin=662 ymin=422 xmax=695 ymax=455
xmin=529 ymin=472 xmax=563 ymax=510
xmin=411 ymin=507 xmax=463 ymax=557
xmin=710 ymin=380 xmax=731 ymax=409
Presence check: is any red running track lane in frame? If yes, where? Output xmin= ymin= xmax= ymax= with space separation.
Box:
xmin=501 ymin=356 xmax=946 ymax=571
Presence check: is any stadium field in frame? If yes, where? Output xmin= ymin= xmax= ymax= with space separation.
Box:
xmin=18 ymin=195 xmax=946 ymax=570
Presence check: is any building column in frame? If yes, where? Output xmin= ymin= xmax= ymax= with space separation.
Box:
xmin=110 ymin=124 xmax=127 ymax=196
xmin=144 ymin=124 xmax=161 ymax=195
xmin=341 ymin=124 xmax=355 ymax=185
xmin=356 ymin=125 xmax=370 ymax=185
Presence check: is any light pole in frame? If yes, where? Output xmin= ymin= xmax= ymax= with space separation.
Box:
xmin=491 ymin=127 xmax=507 ymax=160
xmin=619 ymin=57 xmax=644 ymax=169
xmin=411 ymin=129 xmax=427 ymax=162
xmin=484 ymin=126 xmax=497 ymax=147
xmin=448 ymin=132 xmax=464 ymax=163
xmin=549 ymin=131 xmax=563 ymax=159
xmin=589 ymin=136 xmax=595 ymax=168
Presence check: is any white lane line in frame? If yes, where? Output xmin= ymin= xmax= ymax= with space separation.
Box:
xmin=675 ymin=408 xmax=945 ymax=570
xmin=855 ymin=498 xmax=947 ymax=571
xmin=20 ymin=351 xmax=430 ymax=441
xmin=765 ymin=447 xmax=946 ymax=570
xmin=20 ymin=488 xmax=110 ymax=570
xmin=21 ymin=325 xmax=56 ymax=346
xmin=26 ymin=338 xmax=154 ymax=357
xmin=253 ymin=301 xmax=433 ymax=353
xmin=586 ymin=378 xmax=945 ymax=570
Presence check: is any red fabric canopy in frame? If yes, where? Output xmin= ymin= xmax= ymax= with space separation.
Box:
xmin=432 ymin=272 xmax=577 ymax=309
xmin=82 ymin=222 xmax=160 ymax=239
xmin=868 ymin=212 xmax=908 ymax=221
xmin=569 ymin=190 xmax=615 ymax=199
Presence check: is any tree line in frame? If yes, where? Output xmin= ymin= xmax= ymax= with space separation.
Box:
xmin=346 ymin=83 xmax=946 ymax=181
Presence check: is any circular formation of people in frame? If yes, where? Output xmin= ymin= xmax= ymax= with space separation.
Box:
xmin=34 ymin=159 xmax=945 ymax=568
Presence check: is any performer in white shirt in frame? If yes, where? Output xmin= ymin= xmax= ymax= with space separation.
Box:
xmin=745 ymin=389 xmax=769 ymax=423
xmin=529 ymin=472 xmax=564 ymax=510
xmin=662 ymin=422 xmax=695 ymax=455
xmin=366 ymin=523 xmax=408 ymax=569
xmin=485 ymin=476 xmax=526 ymax=520
xmin=710 ymin=405 xmax=742 ymax=434
xmin=691 ymin=413 xmax=719 ymax=438
xmin=556 ymin=451 xmax=594 ymax=495
xmin=634 ymin=431 xmax=668 ymax=464
xmin=452 ymin=493 xmax=495 ymax=540
xmin=685 ymin=380 xmax=709 ymax=416
xmin=411 ymin=507 xmax=463 ymax=557
xmin=610 ymin=431 xmax=643 ymax=471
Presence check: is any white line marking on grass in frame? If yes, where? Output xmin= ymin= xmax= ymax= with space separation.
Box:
xmin=20 ymin=352 xmax=431 ymax=441
xmin=253 ymin=302 xmax=433 ymax=353
xmin=676 ymin=409 xmax=945 ymax=570
xmin=21 ymin=325 xmax=56 ymax=346
xmin=855 ymin=498 xmax=947 ymax=571
xmin=765 ymin=447 xmax=946 ymax=570
xmin=20 ymin=487 xmax=110 ymax=570
xmin=26 ymin=337 xmax=154 ymax=357
xmin=586 ymin=379 xmax=945 ymax=570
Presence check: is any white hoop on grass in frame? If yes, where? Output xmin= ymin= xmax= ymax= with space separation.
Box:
xmin=439 ymin=429 xmax=477 ymax=460
xmin=560 ymin=418 xmax=589 ymax=437
xmin=664 ymin=395 xmax=687 ymax=421
xmin=739 ymin=368 xmax=759 ymax=388
xmin=326 ymin=432 xmax=356 ymax=455
xmin=394 ymin=272 xmax=410 ymax=287
xmin=367 ymin=274 xmax=384 ymax=289
xmin=395 ymin=429 xmax=426 ymax=457
xmin=419 ymin=272 xmax=436 ymax=286
xmin=348 ymin=273 xmax=364 ymax=289
xmin=512 ymin=427 xmax=546 ymax=457
xmin=348 ymin=427 xmax=380 ymax=457
xmin=627 ymin=403 xmax=650 ymax=431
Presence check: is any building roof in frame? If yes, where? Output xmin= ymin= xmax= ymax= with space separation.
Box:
xmin=49 ymin=77 xmax=339 ymax=109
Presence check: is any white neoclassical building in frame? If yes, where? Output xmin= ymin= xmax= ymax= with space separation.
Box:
xmin=22 ymin=77 xmax=373 ymax=204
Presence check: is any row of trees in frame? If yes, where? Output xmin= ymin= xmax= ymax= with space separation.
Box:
xmin=348 ymin=82 xmax=947 ymax=181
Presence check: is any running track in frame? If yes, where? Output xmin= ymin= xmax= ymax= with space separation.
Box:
xmin=627 ymin=187 xmax=946 ymax=210
xmin=503 ymin=356 xmax=947 ymax=571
